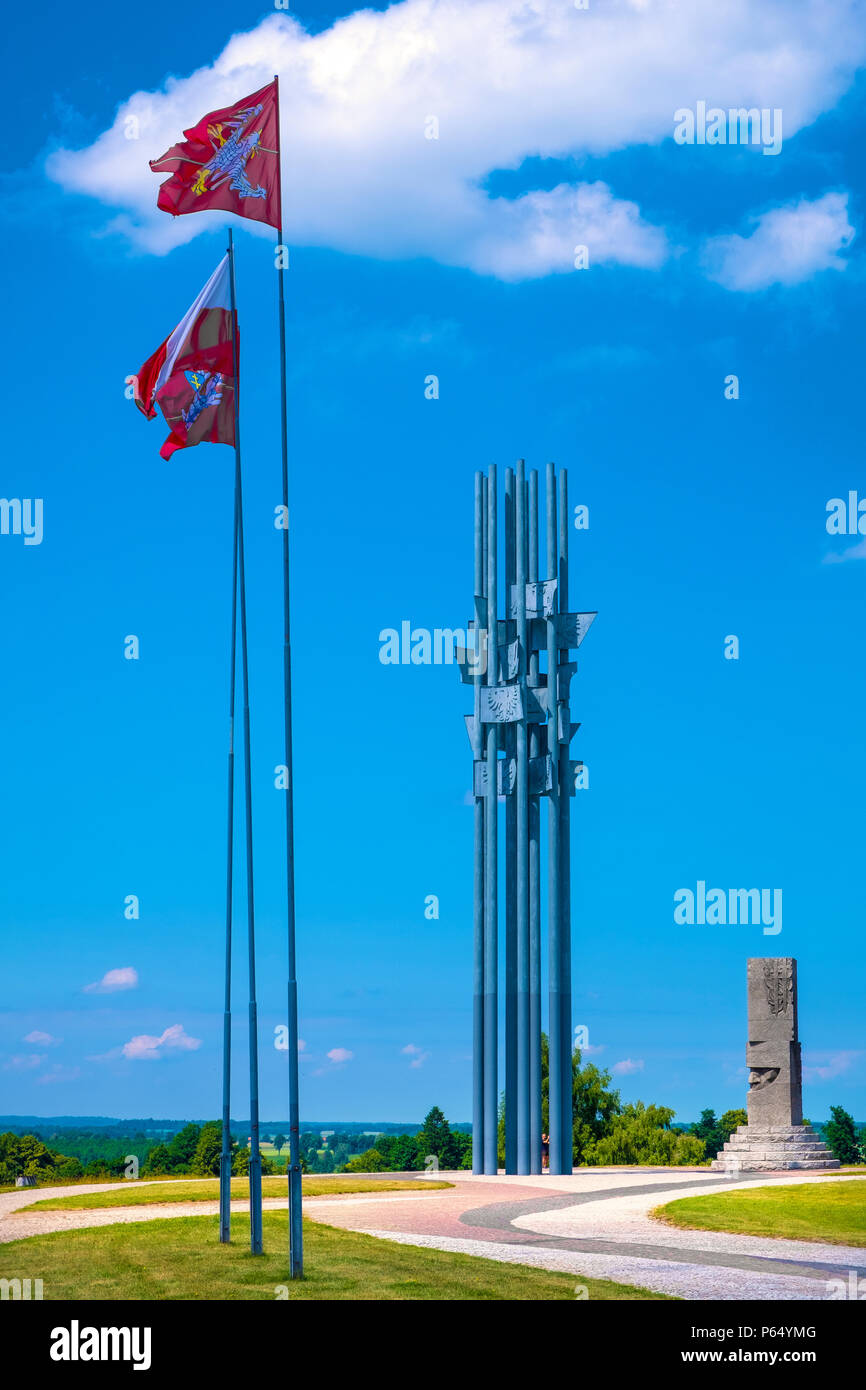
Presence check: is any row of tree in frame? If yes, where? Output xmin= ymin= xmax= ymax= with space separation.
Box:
xmin=345 ymin=1108 xmax=472 ymax=1172
xmin=493 ymin=1037 xmax=715 ymax=1166
xmin=295 ymin=1130 xmax=381 ymax=1173
xmin=142 ymin=1122 xmax=280 ymax=1177
xmin=0 ymin=1132 xmax=86 ymax=1183
xmin=0 ymin=1124 xmax=276 ymax=1183
xmin=343 ymin=1039 xmax=866 ymax=1173
xmin=3 ymin=1087 xmax=863 ymax=1182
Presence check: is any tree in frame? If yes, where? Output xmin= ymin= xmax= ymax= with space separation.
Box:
xmin=690 ymin=1109 xmax=725 ymax=1161
xmin=142 ymin=1143 xmax=171 ymax=1176
xmin=166 ymin=1123 xmax=201 ymax=1173
xmin=344 ymin=1148 xmax=385 ymax=1172
xmin=585 ymin=1102 xmax=706 ymax=1166
xmin=498 ymin=1036 xmax=622 ymax=1167
xmin=272 ymin=1133 xmax=287 ymax=1158
xmin=1 ymin=1133 xmax=57 ymax=1178
xmin=192 ymin=1122 xmax=223 ymax=1177
xmin=416 ymin=1107 xmax=452 ymax=1165
xmin=384 ymin=1132 xmax=423 ymax=1172
xmin=824 ymin=1106 xmax=862 ymax=1165
xmin=571 ymin=1047 xmax=622 ymax=1163
xmin=54 ymin=1156 xmax=84 ymax=1181
xmin=450 ymin=1130 xmax=473 ymax=1170
xmin=719 ymin=1109 xmax=748 ymax=1140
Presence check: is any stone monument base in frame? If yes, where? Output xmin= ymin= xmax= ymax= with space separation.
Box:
xmin=711 ymin=1123 xmax=840 ymax=1173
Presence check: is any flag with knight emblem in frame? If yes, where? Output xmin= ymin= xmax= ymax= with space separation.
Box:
xmin=132 ymin=255 xmax=237 ymax=460
xmin=150 ymin=81 xmax=281 ymax=228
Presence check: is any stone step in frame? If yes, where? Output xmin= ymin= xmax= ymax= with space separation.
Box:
xmin=710 ymin=1121 xmax=840 ymax=1172
xmin=711 ymin=1156 xmax=839 ymax=1167
xmin=717 ymin=1145 xmax=834 ymax=1156
xmin=721 ymin=1141 xmax=833 ymax=1152
xmin=730 ymin=1127 xmax=824 ymax=1140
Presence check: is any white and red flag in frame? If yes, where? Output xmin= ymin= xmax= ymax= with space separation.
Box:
xmin=132 ymin=255 xmax=236 ymax=460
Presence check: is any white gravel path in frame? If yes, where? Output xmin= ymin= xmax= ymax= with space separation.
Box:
xmin=0 ymin=1181 xmax=451 ymax=1245
xmin=346 ymin=1171 xmax=866 ymax=1301
xmin=511 ymin=1172 xmax=866 ymax=1269
xmin=350 ymin=1227 xmax=837 ymax=1301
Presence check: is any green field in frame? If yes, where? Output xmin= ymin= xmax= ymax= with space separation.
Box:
xmin=0 ymin=1212 xmax=673 ymax=1300
xmin=20 ymin=1175 xmax=449 ymax=1211
xmin=653 ymin=1179 xmax=866 ymax=1246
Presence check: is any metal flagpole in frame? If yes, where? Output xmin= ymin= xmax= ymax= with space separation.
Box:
xmin=273 ymin=73 xmax=303 ymax=1277
xmin=472 ymin=470 xmax=485 ymax=1174
xmin=483 ymin=466 xmax=498 ymax=1174
xmin=219 ymin=454 xmax=240 ymax=1243
xmin=227 ymin=227 xmax=263 ymax=1254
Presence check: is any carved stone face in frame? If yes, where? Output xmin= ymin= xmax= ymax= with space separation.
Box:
xmin=748 ymin=1067 xmax=780 ymax=1091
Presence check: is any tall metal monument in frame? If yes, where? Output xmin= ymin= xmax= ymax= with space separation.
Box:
xmin=461 ymin=461 xmax=596 ymax=1175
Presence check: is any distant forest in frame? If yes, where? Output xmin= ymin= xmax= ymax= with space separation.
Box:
xmin=0 ymin=1111 xmax=473 ymax=1180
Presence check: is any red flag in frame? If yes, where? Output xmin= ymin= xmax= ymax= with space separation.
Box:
xmin=132 ymin=256 xmax=237 ymax=460
xmin=150 ymin=81 xmax=281 ymax=229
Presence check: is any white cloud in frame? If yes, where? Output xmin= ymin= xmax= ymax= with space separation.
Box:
xmin=802 ymin=1049 xmax=862 ymax=1082
xmin=36 ymin=1065 xmax=81 ymax=1086
xmin=23 ymin=1030 xmax=61 ymax=1046
xmin=402 ymin=1043 xmax=431 ymax=1068
xmin=83 ymin=966 xmax=139 ymax=994
xmin=326 ymin=1047 xmax=353 ymax=1064
xmin=46 ymin=1 xmax=865 ymax=279
xmin=121 ymin=1023 xmax=201 ymax=1061
xmin=3 ymin=1053 xmax=44 ymax=1072
xmin=703 ymin=192 xmax=855 ymax=291
xmin=612 ymin=1057 xmax=644 ymax=1075
xmin=824 ymin=537 xmax=866 ymax=564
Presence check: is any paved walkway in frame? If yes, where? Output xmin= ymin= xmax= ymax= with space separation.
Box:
xmin=2 ymin=1170 xmax=862 ymax=1300
xmin=304 ymin=1169 xmax=866 ymax=1301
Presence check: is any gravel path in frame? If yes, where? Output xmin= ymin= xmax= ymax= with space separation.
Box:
xmin=2 ymin=1169 xmax=862 ymax=1301
xmin=0 ymin=1178 xmax=444 ymax=1245
xmin=303 ymin=1169 xmax=866 ymax=1301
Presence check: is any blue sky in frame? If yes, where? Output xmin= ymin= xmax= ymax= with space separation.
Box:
xmin=1 ymin=0 xmax=864 ymax=1126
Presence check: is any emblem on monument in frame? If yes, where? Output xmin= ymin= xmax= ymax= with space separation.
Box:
xmin=762 ymin=959 xmax=792 ymax=1016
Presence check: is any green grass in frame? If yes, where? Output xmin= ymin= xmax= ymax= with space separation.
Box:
xmin=0 ymin=1212 xmax=673 ymax=1300
xmin=19 ymin=1175 xmax=450 ymax=1211
xmin=653 ymin=1179 xmax=866 ymax=1246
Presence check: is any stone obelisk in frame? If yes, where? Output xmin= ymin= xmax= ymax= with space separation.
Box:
xmin=712 ymin=958 xmax=839 ymax=1172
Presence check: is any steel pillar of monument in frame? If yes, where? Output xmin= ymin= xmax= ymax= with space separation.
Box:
xmin=461 ymin=462 xmax=596 ymax=1176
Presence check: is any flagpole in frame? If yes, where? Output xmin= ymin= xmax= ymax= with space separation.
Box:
xmin=219 ymin=462 xmax=240 ymax=1243
xmin=273 ymin=72 xmax=304 ymax=1279
xmin=227 ymin=227 xmax=264 ymax=1255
